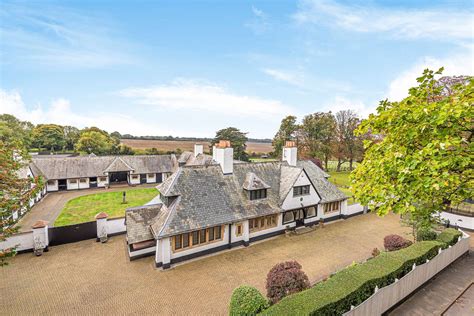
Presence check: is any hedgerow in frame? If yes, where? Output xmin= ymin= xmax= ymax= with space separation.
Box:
xmin=260 ymin=241 xmax=444 ymax=315
xmin=436 ymin=228 xmax=462 ymax=248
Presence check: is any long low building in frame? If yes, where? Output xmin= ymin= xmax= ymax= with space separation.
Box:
xmin=125 ymin=141 xmax=350 ymax=269
xmin=30 ymin=155 xmax=179 ymax=192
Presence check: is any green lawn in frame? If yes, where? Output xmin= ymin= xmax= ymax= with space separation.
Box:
xmin=54 ymin=188 xmax=158 ymax=227
xmin=328 ymin=171 xmax=356 ymax=205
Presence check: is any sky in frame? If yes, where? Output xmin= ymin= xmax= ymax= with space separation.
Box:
xmin=0 ymin=0 xmax=473 ymax=139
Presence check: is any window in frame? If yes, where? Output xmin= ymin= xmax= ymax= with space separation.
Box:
xmin=99 ymin=177 xmax=107 ymax=182
xmin=306 ymin=206 xmax=317 ymax=218
xmin=132 ymin=175 xmax=139 ymax=180
xmin=283 ymin=211 xmax=294 ymax=224
xmin=293 ymin=185 xmax=310 ymax=197
xmin=47 ymin=180 xmax=56 ymax=185
xmin=80 ymin=178 xmax=87 ymax=183
xmin=172 ymin=225 xmax=224 ymax=252
xmin=249 ymin=189 xmax=267 ymax=200
xmin=148 ymin=173 xmax=154 ymax=178
xmin=324 ymin=201 xmax=340 ymax=214
xmin=249 ymin=215 xmax=278 ymax=233
xmin=236 ymin=223 xmax=243 ymax=237
xmin=69 ymin=179 xmax=77 ymax=184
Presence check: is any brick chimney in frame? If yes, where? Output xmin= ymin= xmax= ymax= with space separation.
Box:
xmin=213 ymin=140 xmax=233 ymax=174
xmin=283 ymin=141 xmax=297 ymax=166
xmin=194 ymin=144 xmax=203 ymax=157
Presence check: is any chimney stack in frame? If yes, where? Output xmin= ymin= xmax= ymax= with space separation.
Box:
xmin=283 ymin=141 xmax=297 ymax=166
xmin=213 ymin=140 xmax=233 ymax=174
xmin=194 ymin=144 xmax=203 ymax=157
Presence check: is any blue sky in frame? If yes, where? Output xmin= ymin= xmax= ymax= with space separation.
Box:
xmin=1 ymin=0 xmax=473 ymax=138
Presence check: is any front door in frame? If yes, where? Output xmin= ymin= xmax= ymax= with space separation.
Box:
xmin=156 ymin=173 xmax=163 ymax=183
xmin=140 ymin=174 xmax=147 ymax=184
xmin=295 ymin=209 xmax=305 ymax=227
xmin=58 ymin=179 xmax=67 ymax=191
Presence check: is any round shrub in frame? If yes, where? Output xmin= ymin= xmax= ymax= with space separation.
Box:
xmin=416 ymin=228 xmax=437 ymax=241
xmin=266 ymin=260 xmax=310 ymax=304
xmin=384 ymin=234 xmax=412 ymax=252
xmin=229 ymin=285 xmax=268 ymax=316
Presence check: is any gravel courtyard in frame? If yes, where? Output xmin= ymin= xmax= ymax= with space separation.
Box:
xmin=1 ymin=213 xmax=410 ymax=315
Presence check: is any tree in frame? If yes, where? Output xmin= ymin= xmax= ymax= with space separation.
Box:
xmin=352 ymin=69 xmax=473 ymax=220
xmin=334 ymin=110 xmax=363 ymax=171
xmin=211 ymin=127 xmax=249 ymax=161
xmin=272 ymin=115 xmax=298 ymax=158
xmin=0 ymin=114 xmax=34 ymax=148
xmin=63 ymin=126 xmax=80 ymax=150
xmin=0 ymin=141 xmax=42 ymax=266
xmin=75 ymin=131 xmax=115 ymax=154
xmin=31 ymin=124 xmax=66 ymax=151
xmin=110 ymin=131 xmax=122 ymax=140
xmin=300 ymin=112 xmax=336 ymax=169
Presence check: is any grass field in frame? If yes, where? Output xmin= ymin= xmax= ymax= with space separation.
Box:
xmin=121 ymin=139 xmax=273 ymax=154
xmin=328 ymin=171 xmax=356 ymax=205
xmin=54 ymin=188 xmax=158 ymax=226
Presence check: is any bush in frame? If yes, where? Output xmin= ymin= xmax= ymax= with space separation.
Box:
xmin=417 ymin=228 xmax=438 ymax=241
xmin=437 ymin=228 xmax=462 ymax=248
xmin=229 ymin=285 xmax=268 ymax=316
xmin=260 ymin=241 xmax=443 ymax=315
xmin=266 ymin=261 xmax=310 ymax=304
xmin=372 ymin=248 xmax=380 ymax=257
xmin=384 ymin=234 xmax=413 ymax=251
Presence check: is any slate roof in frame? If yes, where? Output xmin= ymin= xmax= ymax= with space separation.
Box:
xmin=125 ymin=204 xmax=164 ymax=244
xmin=129 ymin=160 xmax=348 ymax=241
xmin=178 ymin=151 xmax=216 ymax=166
xmin=30 ymin=155 xmax=177 ymax=180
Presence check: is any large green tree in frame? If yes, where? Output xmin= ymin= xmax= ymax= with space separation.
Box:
xmin=0 ymin=114 xmax=34 ymax=148
xmin=0 ymin=140 xmax=42 ymax=266
xmin=352 ymin=69 xmax=473 ymax=219
xmin=32 ymin=124 xmax=66 ymax=151
xmin=63 ymin=126 xmax=80 ymax=150
xmin=300 ymin=112 xmax=336 ymax=169
xmin=75 ymin=130 xmax=115 ymax=154
xmin=272 ymin=115 xmax=298 ymax=158
xmin=211 ymin=127 xmax=249 ymax=161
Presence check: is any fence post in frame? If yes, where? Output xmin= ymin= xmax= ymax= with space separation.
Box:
xmin=32 ymin=220 xmax=49 ymax=256
xmin=95 ymin=212 xmax=108 ymax=243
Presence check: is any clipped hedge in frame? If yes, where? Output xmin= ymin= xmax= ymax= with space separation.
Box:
xmin=260 ymin=241 xmax=443 ymax=315
xmin=230 ymin=285 xmax=269 ymax=316
xmin=437 ymin=228 xmax=462 ymax=248
xmin=416 ymin=228 xmax=438 ymax=241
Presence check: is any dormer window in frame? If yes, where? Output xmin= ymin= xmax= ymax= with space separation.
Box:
xmin=293 ymin=185 xmax=310 ymax=197
xmin=249 ymin=189 xmax=267 ymax=200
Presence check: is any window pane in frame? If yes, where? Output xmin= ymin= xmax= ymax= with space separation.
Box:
xmin=182 ymin=233 xmax=189 ymax=248
xmin=192 ymin=231 xmax=199 ymax=245
xmin=283 ymin=212 xmax=294 ymax=223
xmin=175 ymin=235 xmax=182 ymax=249
xmin=200 ymin=229 xmax=207 ymax=243
xmin=209 ymin=227 xmax=215 ymax=241
xmin=249 ymin=220 xmax=254 ymax=229
xmin=215 ymin=226 xmax=221 ymax=239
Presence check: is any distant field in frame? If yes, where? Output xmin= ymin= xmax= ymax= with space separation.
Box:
xmin=121 ymin=139 xmax=273 ymax=154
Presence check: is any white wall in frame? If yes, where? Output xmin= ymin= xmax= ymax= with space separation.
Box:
xmin=282 ymin=170 xmax=320 ymax=211
xmin=46 ymin=180 xmax=58 ymax=191
xmin=98 ymin=176 xmax=108 ymax=187
xmin=439 ymin=211 xmax=474 ymax=230
xmin=146 ymin=173 xmax=156 ymax=183
xmin=79 ymin=178 xmax=90 ymax=189
xmin=107 ymin=217 xmax=126 ymax=235
xmin=129 ymin=245 xmax=155 ymax=258
xmin=0 ymin=231 xmax=34 ymax=252
xmin=129 ymin=174 xmax=140 ymax=185
xmin=344 ymin=203 xmax=364 ymax=216
xmin=67 ymin=179 xmax=80 ymax=190
xmin=230 ymin=221 xmax=245 ymax=242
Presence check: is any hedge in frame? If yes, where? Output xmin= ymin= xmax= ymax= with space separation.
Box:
xmin=437 ymin=228 xmax=462 ymax=248
xmin=260 ymin=241 xmax=443 ymax=315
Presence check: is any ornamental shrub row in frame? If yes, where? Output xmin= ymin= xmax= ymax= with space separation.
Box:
xmin=260 ymin=240 xmax=444 ymax=316
xmin=436 ymin=228 xmax=462 ymax=248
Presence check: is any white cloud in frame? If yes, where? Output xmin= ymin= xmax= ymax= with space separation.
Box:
xmin=294 ymin=0 xmax=473 ymax=41
xmin=387 ymin=48 xmax=474 ymax=101
xmin=245 ymin=6 xmax=270 ymax=34
xmin=323 ymin=96 xmax=375 ymax=118
xmin=0 ymin=89 xmax=160 ymax=135
xmin=119 ymin=79 xmax=296 ymax=118
xmin=262 ymin=68 xmax=304 ymax=87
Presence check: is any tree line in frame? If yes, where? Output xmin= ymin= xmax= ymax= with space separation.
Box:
xmin=272 ymin=110 xmax=368 ymax=171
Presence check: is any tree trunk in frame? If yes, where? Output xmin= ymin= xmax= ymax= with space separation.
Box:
xmin=337 ymin=158 xmax=343 ymax=172
xmin=349 ymin=159 xmax=353 ymax=171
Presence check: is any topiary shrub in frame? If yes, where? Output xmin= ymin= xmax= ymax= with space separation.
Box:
xmin=372 ymin=248 xmax=381 ymax=257
xmin=229 ymin=285 xmax=268 ymax=316
xmin=384 ymin=234 xmax=412 ymax=252
xmin=437 ymin=228 xmax=462 ymax=248
xmin=416 ymin=228 xmax=438 ymax=241
xmin=266 ymin=261 xmax=310 ymax=304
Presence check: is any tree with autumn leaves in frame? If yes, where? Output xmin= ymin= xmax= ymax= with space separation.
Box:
xmin=352 ymin=69 xmax=473 ymax=224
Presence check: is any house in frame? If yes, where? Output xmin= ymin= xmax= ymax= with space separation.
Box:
xmin=125 ymin=141 xmax=349 ymax=269
xmin=29 ymin=155 xmax=179 ymax=192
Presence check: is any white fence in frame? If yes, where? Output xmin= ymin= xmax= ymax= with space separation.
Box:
xmin=345 ymin=204 xmax=365 ymax=217
xmin=0 ymin=231 xmax=34 ymax=252
xmin=107 ymin=217 xmax=126 ymax=235
xmin=344 ymin=231 xmax=471 ymax=316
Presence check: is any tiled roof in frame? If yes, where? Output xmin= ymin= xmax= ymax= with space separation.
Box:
xmin=125 ymin=204 xmax=163 ymax=244
xmin=178 ymin=151 xmax=216 ymax=166
xmin=30 ymin=155 xmax=177 ymax=180
xmin=242 ymin=172 xmax=271 ymax=190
